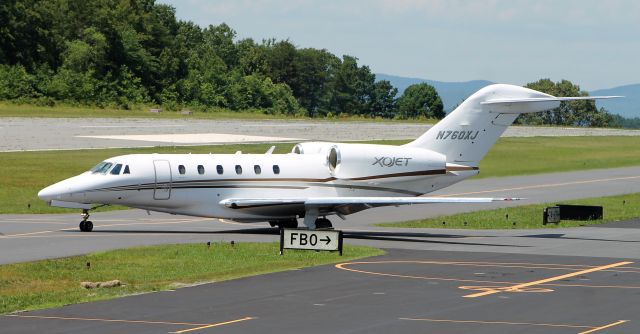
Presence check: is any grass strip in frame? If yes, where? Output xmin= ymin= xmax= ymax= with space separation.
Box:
xmin=0 ymin=242 xmax=384 ymax=314
xmin=378 ymin=193 xmax=640 ymax=229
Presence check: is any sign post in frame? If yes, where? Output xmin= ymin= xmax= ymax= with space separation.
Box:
xmin=280 ymin=229 xmax=343 ymax=255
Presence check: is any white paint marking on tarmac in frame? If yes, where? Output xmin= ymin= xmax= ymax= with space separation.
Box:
xmin=80 ymin=125 xmax=185 ymax=128
xmin=76 ymin=133 xmax=302 ymax=144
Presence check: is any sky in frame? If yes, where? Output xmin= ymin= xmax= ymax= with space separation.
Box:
xmin=157 ymin=0 xmax=640 ymax=90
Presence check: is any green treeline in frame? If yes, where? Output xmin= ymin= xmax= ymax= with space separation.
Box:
xmin=0 ymin=0 xmax=444 ymax=119
xmin=0 ymin=0 xmax=624 ymax=126
xmin=517 ymin=79 xmax=616 ymax=127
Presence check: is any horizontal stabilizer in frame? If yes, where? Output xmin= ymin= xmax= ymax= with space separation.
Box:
xmin=481 ymin=96 xmax=622 ymax=105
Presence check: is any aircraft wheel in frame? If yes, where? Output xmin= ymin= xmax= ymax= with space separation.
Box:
xmin=79 ymin=221 xmax=86 ymax=232
xmin=315 ymin=218 xmax=332 ymax=229
xmin=276 ymin=219 xmax=298 ymax=229
xmin=84 ymin=221 xmax=93 ymax=232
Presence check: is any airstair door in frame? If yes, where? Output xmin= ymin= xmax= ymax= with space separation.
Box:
xmin=153 ymin=160 xmax=172 ymax=200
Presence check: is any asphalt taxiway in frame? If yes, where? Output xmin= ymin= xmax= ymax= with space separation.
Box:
xmin=1 ymin=249 xmax=637 ymax=333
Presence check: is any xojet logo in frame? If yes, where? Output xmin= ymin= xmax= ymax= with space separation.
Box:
xmin=436 ymin=130 xmax=479 ymax=140
xmin=372 ymin=157 xmax=412 ymax=167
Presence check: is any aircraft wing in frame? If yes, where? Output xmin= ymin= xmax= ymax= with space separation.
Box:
xmin=219 ymin=196 xmax=520 ymax=216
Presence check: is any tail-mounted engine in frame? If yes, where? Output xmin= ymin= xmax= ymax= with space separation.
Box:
xmin=324 ymin=143 xmax=446 ymax=182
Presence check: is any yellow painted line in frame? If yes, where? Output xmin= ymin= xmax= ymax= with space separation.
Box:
xmin=578 ymin=320 xmax=628 ymax=333
xmin=5 ymin=314 xmax=255 ymax=333
xmin=463 ymin=261 xmax=633 ymax=298
xmin=168 ymin=317 xmax=255 ymax=333
xmin=438 ymin=175 xmax=640 ymax=197
xmin=339 ymin=259 xmax=640 ymax=273
xmin=0 ymin=221 xmax=70 ymax=225
xmin=218 ymin=219 xmax=249 ymax=226
xmin=1 ymin=218 xmax=210 ymax=238
xmin=400 ymin=317 xmax=592 ymax=329
xmin=4 ymin=314 xmax=210 ymax=326
xmin=1 ymin=228 xmax=76 ymax=237
xmin=335 ymin=261 xmax=640 ymax=291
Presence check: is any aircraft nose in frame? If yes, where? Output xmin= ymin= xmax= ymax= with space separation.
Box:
xmin=38 ymin=183 xmax=67 ymax=201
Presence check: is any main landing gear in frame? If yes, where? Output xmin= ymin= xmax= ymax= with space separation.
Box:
xmin=79 ymin=209 xmax=93 ymax=232
xmin=314 ymin=217 xmax=333 ymax=229
xmin=301 ymin=207 xmax=334 ymax=229
xmin=269 ymin=219 xmax=298 ymax=229
xmin=269 ymin=218 xmax=332 ymax=229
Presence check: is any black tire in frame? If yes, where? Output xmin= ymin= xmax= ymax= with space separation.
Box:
xmin=315 ymin=218 xmax=332 ymax=229
xmin=85 ymin=221 xmax=93 ymax=232
xmin=276 ymin=219 xmax=298 ymax=229
xmin=79 ymin=221 xmax=86 ymax=232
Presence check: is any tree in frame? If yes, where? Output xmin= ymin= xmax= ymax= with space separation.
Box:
xmin=0 ymin=1 xmax=407 ymax=118
xmin=290 ymin=48 xmax=339 ymax=116
xmin=517 ymin=79 xmax=615 ymax=127
xmin=396 ymin=83 xmax=444 ymax=119
xmin=369 ymin=80 xmax=398 ymax=118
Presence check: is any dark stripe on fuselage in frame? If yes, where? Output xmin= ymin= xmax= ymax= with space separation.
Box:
xmin=88 ymin=182 xmax=423 ymax=196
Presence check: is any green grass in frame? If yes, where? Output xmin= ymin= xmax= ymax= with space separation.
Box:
xmin=0 ymin=242 xmax=384 ymax=314
xmin=477 ymin=136 xmax=640 ymax=178
xmin=378 ymin=193 xmax=640 ymax=229
xmin=2 ymin=137 xmax=640 ymax=214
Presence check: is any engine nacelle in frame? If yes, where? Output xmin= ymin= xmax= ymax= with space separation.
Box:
xmin=291 ymin=142 xmax=336 ymax=155
xmin=326 ymin=143 xmax=446 ymax=181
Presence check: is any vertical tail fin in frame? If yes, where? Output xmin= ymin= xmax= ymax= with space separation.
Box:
xmin=405 ymin=84 xmax=619 ymax=165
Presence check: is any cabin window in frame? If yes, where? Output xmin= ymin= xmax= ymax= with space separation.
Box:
xmin=273 ymin=165 xmax=280 ymax=174
xmin=90 ymin=162 xmax=107 ymax=173
xmin=110 ymin=164 xmax=123 ymax=175
xmin=216 ymin=165 xmax=223 ymax=175
xmin=90 ymin=162 xmax=113 ymax=174
xmin=254 ymin=165 xmax=261 ymax=175
xmin=178 ymin=165 xmax=186 ymax=175
xmin=235 ymin=165 xmax=242 ymax=175
xmin=123 ymin=165 xmax=130 ymax=174
xmin=197 ymin=165 xmax=205 ymax=175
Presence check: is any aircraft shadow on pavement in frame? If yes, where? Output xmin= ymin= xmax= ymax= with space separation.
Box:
xmin=343 ymin=231 xmax=527 ymax=247
xmin=75 ymin=228 xmax=527 ymax=247
xmin=522 ymin=233 xmax=640 ymax=243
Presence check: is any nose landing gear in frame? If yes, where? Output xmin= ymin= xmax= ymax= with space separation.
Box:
xmin=79 ymin=209 xmax=93 ymax=232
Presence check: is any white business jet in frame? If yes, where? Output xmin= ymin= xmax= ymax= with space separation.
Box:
xmin=38 ymin=84 xmax=618 ymax=231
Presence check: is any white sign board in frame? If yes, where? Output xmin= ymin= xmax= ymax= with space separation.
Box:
xmin=281 ymin=229 xmax=342 ymax=253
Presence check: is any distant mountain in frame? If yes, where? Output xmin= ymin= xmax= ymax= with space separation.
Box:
xmin=375 ymin=73 xmax=493 ymax=112
xmin=377 ymin=73 xmax=640 ymax=118
xmin=590 ymin=84 xmax=640 ymax=119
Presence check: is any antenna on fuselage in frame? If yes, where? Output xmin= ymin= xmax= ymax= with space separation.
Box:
xmin=265 ymin=146 xmax=276 ymax=154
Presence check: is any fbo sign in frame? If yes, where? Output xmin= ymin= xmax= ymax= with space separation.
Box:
xmin=280 ymin=229 xmax=343 ymax=255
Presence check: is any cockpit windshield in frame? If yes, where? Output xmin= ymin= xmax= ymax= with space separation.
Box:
xmin=90 ymin=161 xmax=114 ymax=174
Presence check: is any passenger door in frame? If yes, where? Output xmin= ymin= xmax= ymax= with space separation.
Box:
xmin=153 ymin=160 xmax=172 ymax=200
